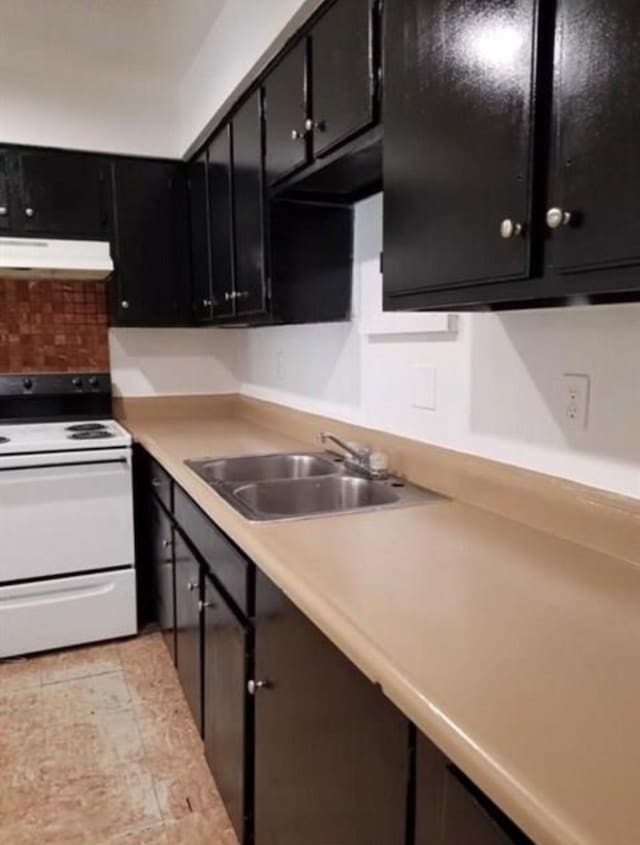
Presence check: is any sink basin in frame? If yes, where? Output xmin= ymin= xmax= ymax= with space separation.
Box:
xmin=185 ymin=450 xmax=445 ymax=522
xmin=186 ymin=452 xmax=339 ymax=484
xmin=233 ymin=475 xmax=400 ymax=519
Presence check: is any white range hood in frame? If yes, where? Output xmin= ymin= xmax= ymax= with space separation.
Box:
xmin=0 ymin=237 xmax=114 ymax=280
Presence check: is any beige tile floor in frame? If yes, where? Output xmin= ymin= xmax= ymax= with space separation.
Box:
xmin=0 ymin=634 xmax=239 ymax=845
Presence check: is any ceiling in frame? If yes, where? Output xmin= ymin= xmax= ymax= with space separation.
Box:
xmin=0 ymin=0 xmax=227 ymax=83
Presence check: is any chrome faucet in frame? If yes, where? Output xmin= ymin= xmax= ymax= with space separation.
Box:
xmin=320 ymin=432 xmax=389 ymax=480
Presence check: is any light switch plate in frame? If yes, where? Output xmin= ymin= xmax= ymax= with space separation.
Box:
xmin=412 ymin=365 xmax=437 ymax=410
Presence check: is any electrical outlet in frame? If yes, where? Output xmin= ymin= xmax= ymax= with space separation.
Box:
xmin=412 ymin=365 xmax=437 ymax=410
xmin=562 ymin=373 xmax=590 ymax=431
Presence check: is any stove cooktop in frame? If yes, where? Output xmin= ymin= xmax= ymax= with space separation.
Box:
xmin=0 ymin=419 xmax=132 ymax=455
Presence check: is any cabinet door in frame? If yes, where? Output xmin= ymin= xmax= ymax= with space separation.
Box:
xmin=203 ymin=576 xmax=249 ymax=842
xmin=415 ymin=733 xmax=532 ymax=845
xmin=174 ymin=531 xmax=202 ymax=731
xmin=149 ymin=496 xmax=176 ymax=662
xmin=16 ymin=149 xmax=108 ymax=238
xmin=0 ymin=150 xmax=12 ymax=232
xmin=253 ymin=570 xmax=408 ymax=845
xmin=111 ymin=159 xmax=190 ymax=326
xmin=310 ymin=0 xmax=377 ymax=158
xmin=233 ymin=91 xmax=268 ymax=316
xmin=189 ymin=149 xmax=213 ymax=323
xmin=208 ymin=127 xmax=235 ymax=319
xmin=548 ymin=0 xmax=640 ymax=273
xmin=264 ymin=41 xmax=310 ymax=184
xmin=383 ymin=0 xmax=537 ymax=299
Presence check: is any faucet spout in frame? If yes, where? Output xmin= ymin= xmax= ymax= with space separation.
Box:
xmin=320 ymin=432 xmax=367 ymax=462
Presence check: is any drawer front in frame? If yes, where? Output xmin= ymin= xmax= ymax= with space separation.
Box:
xmin=0 ymin=569 xmax=137 ymax=658
xmin=174 ymin=485 xmax=250 ymax=615
xmin=147 ymin=456 xmax=173 ymax=510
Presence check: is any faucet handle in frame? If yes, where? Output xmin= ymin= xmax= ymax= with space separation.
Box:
xmin=369 ymin=452 xmax=389 ymax=474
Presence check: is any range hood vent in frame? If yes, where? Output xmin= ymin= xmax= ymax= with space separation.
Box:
xmin=0 ymin=237 xmax=114 ymax=280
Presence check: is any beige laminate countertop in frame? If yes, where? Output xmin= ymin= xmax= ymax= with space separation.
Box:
xmin=125 ymin=414 xmax=640 ymax=845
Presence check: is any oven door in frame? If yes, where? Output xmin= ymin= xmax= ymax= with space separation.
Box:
xmin=0 ymin=448 xmax=134 ymax=582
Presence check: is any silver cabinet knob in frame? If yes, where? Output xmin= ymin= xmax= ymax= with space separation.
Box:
xmin=546 ymin=208 xmax=572 ymax=230
xmin=121 ymin=300 xmax=129 ymax=309
xmin=198 ymin=599 xmax=217 ymax=612
xmin=202 ymin=298 xmax=212 ymax=308
xmin=25 ymin=207 xmax=34 ymax=218
xmin=224 ymin=291 xmax=231 ymax=301
xmin=247 ymin=679 xmax=270 ymax=695
xmin=305 ymin=118 xmax=325 ymax=132
xmin=235 ymin=290 xmax=249 ymax=301
xmin=187 ymin=580 xmax=198 ymax=592
xmin=0 ymin=206 xmax=7 ymax=216
xmin=500 ymin=219 xmax=524 ymax=240
xmin=151 ymin=477 xmax=162 ymax=487
xmin=304 ymin=118 xmax=314 ymax=132
xmin=161 ymin=538 xmax=172 ymax=549
xmin=291 ymin=129 xmax=304 ymax=141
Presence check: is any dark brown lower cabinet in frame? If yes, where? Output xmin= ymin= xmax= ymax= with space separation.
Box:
xmin=149 ymin=495 xmax=176 ymax=661
xmin=253 ymin=569 xmax=409 ymax=845
xmin=415 ymin=733 xmax=533 ymax=845
xmin=174 ymin=530 xmax=202 ymax=731
xmin=202 ymin=574 xmax=250 ymax=843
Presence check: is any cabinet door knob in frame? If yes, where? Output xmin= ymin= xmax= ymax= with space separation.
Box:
xmin=187 ymin=580 xmax=198 ymax=592
xmin=305 ymin=118 xmax=325 ymax=132
xmin=161 ymin=538 xmax=172 ymax=549
xmin=24 ymin=207 xmax=34 ymax=218
xmin=546 ymin=207 xmax=572 ymax=230
xmin=0 ymin=206 xmax=7 ymax=216
xmin=235 ymin=290 xmax=249 ymax=301
xmin=202 ymin=298 xmax=212 ymax=307
xmin=247 ymin=679 xmax=270 ymax=695
xmin=500 ymin=219 xmax=524 ymax=240
xmin=121 ymin=300 xmax=130 ymax=309
xmin=198 ymin=599 xmax=217 ymax=612
xmin=291 ymin=129 xmax=304 ymax=141
xmin=224 ymin=291 xmax=231 ymax=301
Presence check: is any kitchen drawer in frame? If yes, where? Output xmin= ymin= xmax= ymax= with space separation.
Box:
xmin=174 ymin=485 xmax=251 ymax=616
xmin=148 ymin=456 xmax=173 ymax=511
xmin=0 ymin=569 xmax=137 ymax=658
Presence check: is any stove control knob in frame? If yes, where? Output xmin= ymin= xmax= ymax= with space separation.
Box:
xmin=88 ymin=376 xmax=99 ymax=389
xmin=72 ymin=377 xmax=83 ymax=390
xmin=23 ymin=377 xmax=33 ymax=392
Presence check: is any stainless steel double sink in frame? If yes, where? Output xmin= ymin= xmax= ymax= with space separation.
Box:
xmin=185 ymin=451 xmax=444 ymax=522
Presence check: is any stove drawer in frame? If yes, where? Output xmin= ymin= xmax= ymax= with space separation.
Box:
xmin=0 ymin=569 xmax=137 ymax=658
xmin=0 ymin=448 xmax=134 ymax=582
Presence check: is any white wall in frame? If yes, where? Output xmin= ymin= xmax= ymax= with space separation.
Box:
xmin=179 ymin=0 xmax=312 ymax=153
xmin=240 ymin=195 xmax=640 ymax=499
xmin=109 ymin=328 xmax=241 ymax=397
xmin=0 ymin=67 xmax=179 ymax=158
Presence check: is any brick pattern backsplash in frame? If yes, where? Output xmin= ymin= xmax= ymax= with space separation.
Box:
xmin=0 ymin=278 xmax=110 ymax=373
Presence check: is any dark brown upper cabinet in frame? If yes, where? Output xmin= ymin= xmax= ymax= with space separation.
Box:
xmin=0 ymin=150 xmax=12 ymax=232
xmin=110 ymin=158 xmax=190 ymax=326
xmin=188 ymin=148 xmax=213 ymax=323
xmin=383 ymin=0 xmax=538 ymax=302
xmin=309 ymin=0 xmax=378 ymax=159
xmin=207 ymin=126 xmax=236 ymax=319
xmin=264 ymin=40 xmax=310 ymax=185
xmin=232 ymin=90 xmax=269 ymax=317
xmin=2 ymin=148 xmax=108 ymax=239
xmin=547 ymin=0 xmax=640 ymax=275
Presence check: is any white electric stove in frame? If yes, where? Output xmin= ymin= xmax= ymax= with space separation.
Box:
xmin=0 ymin=373 xmax=137 ymax=658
